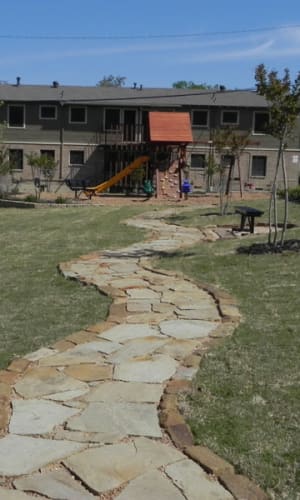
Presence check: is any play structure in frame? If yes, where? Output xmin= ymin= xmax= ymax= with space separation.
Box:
xmin=66 ymin=156 xmax=150 ymax=199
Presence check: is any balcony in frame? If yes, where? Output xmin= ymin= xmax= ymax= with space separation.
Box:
xmin=99 ymin=124 xmax=148 ymax=145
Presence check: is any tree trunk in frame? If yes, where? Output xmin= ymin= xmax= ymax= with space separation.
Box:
xmin=237 ymin=156 xmax=243 ymax=198
xmin=269 ymin=138 xmax=284 ymax=246
xmin=224 ymin=158 xmax=234 ymax=214
xmin=280 ymin=150 xmax=289 ymax=247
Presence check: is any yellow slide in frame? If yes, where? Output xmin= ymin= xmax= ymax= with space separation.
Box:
xmin=84 ymin=156 xmax=149 ymax=198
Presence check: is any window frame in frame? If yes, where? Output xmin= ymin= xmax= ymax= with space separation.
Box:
xmin=9 ymin=149 xmax=23 ymax=170
xmin=253 ymin=111 xmax=270 ymax=135
xmin=69 ymin=150 xmax=85 ymax=166
xmin=40 ymin=149 xmax=55 ymax=160
xmin=39 ymin=105 xmax=57 ymax=120
xmin=69 ymin=106 xmax=87 ymax=124
xmin=251 ymin=155 xmax=267 ymax=177
xmin=191 ymin=109 xmax=209 ymax=128
xmin=190 ymin=153 xmax=206 ymax=170
xmin=221 ymin=109 xmax=239 ymax=126
xmin=7 ymin=104 xmax=25 ymax=128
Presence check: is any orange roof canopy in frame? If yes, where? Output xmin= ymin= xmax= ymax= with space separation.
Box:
xmin=149 ymin=111 xmax=193 ymax=143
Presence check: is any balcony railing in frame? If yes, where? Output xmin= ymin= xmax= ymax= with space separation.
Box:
xmin=100 ymin=124 xmax=148 ymax=145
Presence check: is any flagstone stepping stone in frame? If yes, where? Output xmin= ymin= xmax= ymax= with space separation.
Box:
xmin=114 ymin=354 xmax=178 ymax=383
xmin=13 ymin=469 xmax=94 ymax=500
xmin=155 ymin=339 xmax=201 ymax=360
xmin=23 ymin=347 xmax=57 ymax=362
xmin=101 ymin=323 xmax=160 ymax=342
xmin=116 ymin=470 xmax=185 ymax=499
xmin=159 ymin=320 xmax=218 ymax=339
xmin=64 ymin=437 xmax=184 ymax=494
xmin=127 ymin=300 xmax=152 ymax=312
xmin=64 ymin=364 xmax=113 ymax=382
xmin=126 ymin=288 xmax=161 ymax=299
xmin=0 ymin=488 xmax=34 ymax=499
xmin=14 ymin=367 xmax=88 ymax=398
xmin=109 ymin=278 xmax=149 ymax=288
xmin=67 ymin=402 xmax=161 ymax=437
xmin=165 ymin=459 xmax=234 ymax=499
xmin=9 ymin=399 xmax=80 ymax=435
xmin=0 ymin=435 xmax=85 ymax=476
xmin=175 ymin=307 xmax=220 ymax=321
xmin=54 ymin=428 xmax=123 ymax=443
xmin=108 ymin=337 xmax=169 ymax=364
xmin=84 ymin=381 xmax=163 ymax=403
xmin=173 ymin=366 xmax=199 ymax=380
xmin=43 ymin=388 xmax=89 ymax=401
xmin=39 ymin=340 xmax=120 ymax=367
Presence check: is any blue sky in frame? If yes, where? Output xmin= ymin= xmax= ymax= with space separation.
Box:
xmin=1 ymin=0 xmax=300 ymax=89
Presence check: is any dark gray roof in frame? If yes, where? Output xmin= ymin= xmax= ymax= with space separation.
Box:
xmin=0 ymin=83 xmax=268 ymax=108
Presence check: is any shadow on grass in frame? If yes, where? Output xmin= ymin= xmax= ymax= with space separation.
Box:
xmin=237 ymin=239 xmax=300 ymax=254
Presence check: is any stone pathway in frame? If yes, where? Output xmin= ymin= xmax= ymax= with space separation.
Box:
xmin=0 ymin=209 xmax=266 ymax=499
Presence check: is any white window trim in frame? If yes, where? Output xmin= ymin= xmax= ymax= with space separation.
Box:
xmin=69 ymin=150 xmax=85 ymax=166
xmin=252 ymin=111 xmax=270 ymax=135
xmin=7 ymin=104 xmax=25 ymax=128
xmin=221 ymin=109 xmax=239 ymax=126
xmin=39 ymin=105 xmax=57 ymax=120
xmin=69 ymin=106 xmax=87 ymax=124
xmin=191 ymin=109 xmax=209 ymax=128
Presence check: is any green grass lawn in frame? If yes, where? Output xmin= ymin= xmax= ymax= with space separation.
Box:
xmin=0 ymin=205 xmax=147 ymax=368
xmin=159 ymin=200 xmax=300 ymax=499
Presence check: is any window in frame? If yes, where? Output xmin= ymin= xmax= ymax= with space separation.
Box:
xmin=69 ymin=107 xmax=87 ymax=124
xmin=9 ymin=149 xmax=23 ymax=170
xmin=40 ymin=150 xmax=55 ymax=160
xmin=253 ymin=112 xmax=269 ymax=134
xmin=192 ymin=110 xmax=208 ymax=127
xmin=39 ymin=105 xmax=57 ymax=120
xmin=221 ymin=110 xmax=239 ymax=125
xmin=8 ymin=105 xmax=25 ymax=128
xmin=105 ymin=109 xmax=120 ymax=129
xmin=191 ymin=154 xmax=206 ymax=169
xmin=251 ymin=156 xmax=267 ymax=177
xmin=70 ymin=150 xmax=84 ymax=165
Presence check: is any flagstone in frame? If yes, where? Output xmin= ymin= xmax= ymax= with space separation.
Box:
xmin=43 ymin=388 xmax=89 ymax=401
xmin=109 ymin=278 xmax=149 ymax=288
xmin=39 ymin=341 xmax=120 ymax=367
xmin=114 ymin=354 xmax=178 ymax=383
xmin=54 ymin=428 xmax=123 ymax=443
xmin=84 ymin=381 xmax=163 ymax=403
xmin=64 ymin=363 xmax=113 ymax=382
xmin=64 ymin=437 xmax=184 ymax=493
xmin=67 ymin=401 xmax=161 ymax=437
xmin=127 ymin=300 xmax=152 ymax=312
xmin=0 ymin=487 xmax=34 ymax=500
xmin=14 ymin=367 xmax=88 ymax=398
xmin=175 ymin=307 xmax=220 ymax=321
xmin=0 ymin=435 xmax=85 ymax=476
xmin=159 ymin=320 xmax=218 ymax=339
xmin=9 ymin=399 xmax=80 ymax=435
xmin=101 ymin=323 xmax=160 ymax=342
xmin=126 ymin=288 xmax=161 ymax=299
xmin=116 ymin=470 xmax=185 ymax=500
xmin=155 ymin=339 xmax=201 ymax=360
xmin=108 ymin=337 xmax=169 ymax=364
xmin=165 ymin=459 xmax=234 ymax=499
xmin=23 ymin=347 xmax=57 ymax=362
xmin=13 ymin=469 xmax=94 ymax=500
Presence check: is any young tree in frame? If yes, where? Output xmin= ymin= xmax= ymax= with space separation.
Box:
xmin=26 ymin=152 xmax=57 ymax=199
xmin=213 ymin=127 xmax=250 ymax=214
xmin=97 ymin=75 xmax=126 ymax=87
xmin=255 ymin=64 xmax=300 ymax=246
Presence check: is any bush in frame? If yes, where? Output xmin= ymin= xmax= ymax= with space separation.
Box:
xmin=24 ymin=194 xmax=38 ymax=203
xmin=278 ymin=187 xmax=300 ymax=202
xmin=54 ymin=196 xmax=68 ymax=204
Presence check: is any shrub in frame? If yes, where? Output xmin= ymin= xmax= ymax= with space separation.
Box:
xmin=55 ymin=196 xmax=68 ymax=204
xmin=278 ymin=187 xmax=300 ymax=202
xmin=24 ymin=194 xmax=38 ymax=203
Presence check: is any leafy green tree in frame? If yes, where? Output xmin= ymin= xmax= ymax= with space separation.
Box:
xmin=172 ymin=81 xmax=220 ymax=90
xmin=97 ymin=75 xmax=127 ymax=87
xmin=255 ymin=64 xmax=300 ymax=246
